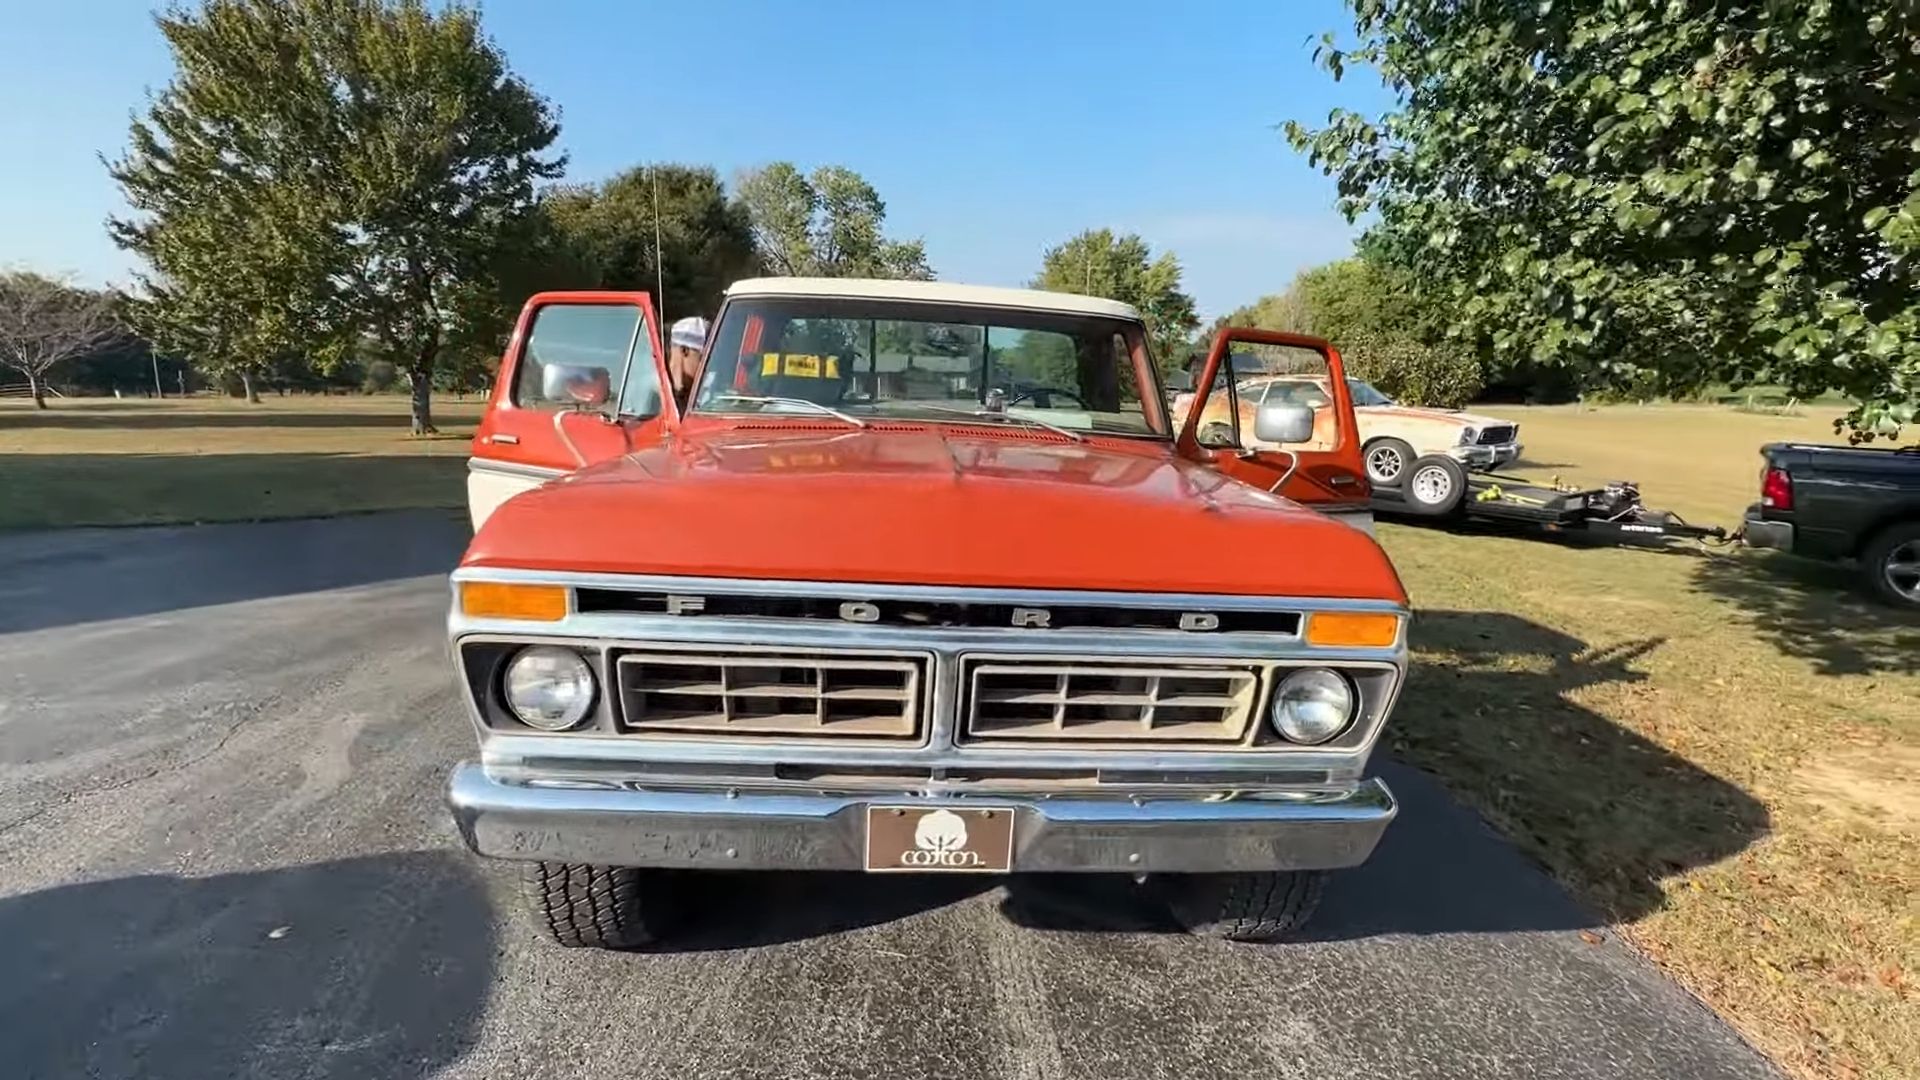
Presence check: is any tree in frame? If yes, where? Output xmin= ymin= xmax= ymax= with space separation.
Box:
xmin=110 ymin=0 xmax=562 ymax=433
xmin=114 ymin=183 xmax=349 ymax=404
xmin=1287 ymin=2 xmax=1920 ymax=441
xmin=734 ymin=163 xmax=931 ymax=280
xmin=0 ymin=273 xmax=123 ymax=408
xmin=1031 ymin=229 xmax=1199 ymax=372
xmin=545 ymin=164 xmax=760 ymax=322
xmin=1223 ymin=256 xmax=1480 ymax=406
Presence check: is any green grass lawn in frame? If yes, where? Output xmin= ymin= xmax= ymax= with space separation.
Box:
xmin=0 ymin=395 xmax=485 ymax=529
xmin=1380 ymin=399 xmax=1916 ymax=1080
xmin=2 ymin=392 xmax=1913 ymax=1079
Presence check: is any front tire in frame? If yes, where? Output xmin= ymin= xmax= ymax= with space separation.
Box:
xmin=1162 ymin=870 xmax=1327 ymax=942
xmin=1363 ymin=437 xmax=1416 ymax=487
xmin=1862 ymin=521 xmax=1920 ymax=609
xmin=520 ymin=861 xmax=671 ymax=949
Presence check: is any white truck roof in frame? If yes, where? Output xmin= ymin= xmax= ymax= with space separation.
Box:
xmin=725 ymin=277 xmax=1145 ymax=321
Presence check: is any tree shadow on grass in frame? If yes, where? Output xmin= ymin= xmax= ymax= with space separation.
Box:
xmin=0 ymin=456 xmax=472 ymax=632
xmin=0 ymin=851 xmax=493 ymax=1080
xmin=0 ymin=450 xmax=470 ymax=530
xmin=1391 ymin=610 xmax=1770 ymax=923
xmin=1004 ymin=609 xmax=1769 ymax=939
xmin=0 ymin=408 xmax=446 ymax=430
xmin=1690 ymin=549 xmax=1918 ymax=676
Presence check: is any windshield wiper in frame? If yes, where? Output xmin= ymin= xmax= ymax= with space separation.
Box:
xmin=906 ymin=403 xmax=1086 ymax=443
xmin=712 ymin=393 xmax=868 ymax=429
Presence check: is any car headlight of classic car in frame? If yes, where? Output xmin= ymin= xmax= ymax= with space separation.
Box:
xmin=1270 ymin=668 xmax=1356 ymax=744
xmin=1456 ymin=427 xmax=1478 ymax=446
xmin=502 ymin=645 xmax=597 ymax=731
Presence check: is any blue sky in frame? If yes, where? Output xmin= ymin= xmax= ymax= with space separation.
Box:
xmin=0 ymin=0 xmax=1389 ymax=319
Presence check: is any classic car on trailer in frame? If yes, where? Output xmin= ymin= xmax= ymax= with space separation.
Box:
xmin=450 ymin=278 xmax=1410 ymax=947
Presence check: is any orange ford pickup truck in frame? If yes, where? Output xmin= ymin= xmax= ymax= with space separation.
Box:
xmin=448 ymin=277 xmax=1408 ymax=946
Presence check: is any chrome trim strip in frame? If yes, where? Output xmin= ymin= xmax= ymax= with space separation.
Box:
xmin=449 ymin=565 xmax=1409 ymax=617
xmin=466 ymin=457 xmax=568 ymax=481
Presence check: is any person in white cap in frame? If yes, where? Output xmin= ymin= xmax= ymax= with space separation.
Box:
xmin=667 ymin=315 xmax=709 ymax=409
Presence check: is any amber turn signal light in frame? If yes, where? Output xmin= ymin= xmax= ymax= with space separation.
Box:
xmin=1305 ymin=611 xmax=1401 ymax=648
xmin=459 ymin=582 xmax=568 ymax=621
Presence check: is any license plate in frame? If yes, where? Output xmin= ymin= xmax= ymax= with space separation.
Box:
xmin=864 ymin=806 xmax=1014 ymax=873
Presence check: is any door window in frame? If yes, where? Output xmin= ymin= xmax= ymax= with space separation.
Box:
xmin=1223 ymin=345 xmax=1340 ymax=451
xmin=513 ymin=304 xmax=642 ymax=412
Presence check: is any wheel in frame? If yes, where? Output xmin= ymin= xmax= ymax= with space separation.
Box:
xmin=1403 ymin=454 xmax=1468 ymax=517
xmin=1363 ymin=437 xmax=1416 ymax=487
xmin=519 ymin=861 xmax=672 ymax=949
xmin=1862 ymin=521 xmax=1920 ymax=609
xmin=1161 ymin=870 xmax=1327 ymax=942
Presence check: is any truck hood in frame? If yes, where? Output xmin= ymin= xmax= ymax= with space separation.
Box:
xmin=464 ymin=425 xmax=1406 ymax=601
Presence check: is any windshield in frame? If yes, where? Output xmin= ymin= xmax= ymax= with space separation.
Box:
xmin=1347 ymin=378 xmax=1393 ymax=407
xmin=692 ymin=297 xmax=1167 ymax=437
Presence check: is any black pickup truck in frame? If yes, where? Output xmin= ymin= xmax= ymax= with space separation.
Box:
xmin=1742 ymin=442 xmax=1920 ymax=608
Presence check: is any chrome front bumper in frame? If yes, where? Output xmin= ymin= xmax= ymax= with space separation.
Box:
xmin=448 ymin=762 xmax=1397 ymax=873
xmin=1450 ymin=443 xmax=1523 ymax=470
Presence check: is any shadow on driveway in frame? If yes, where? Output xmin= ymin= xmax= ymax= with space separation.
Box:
xmin=645 ymin=870 xmax=998 ymax=952
xmin=0 ymin=509 xmax=471 ymax=633
xmin=1001 ymin=608 xmax=1770 ymax=939
xmin=0 ymin=851 xmax=494 ymax=1080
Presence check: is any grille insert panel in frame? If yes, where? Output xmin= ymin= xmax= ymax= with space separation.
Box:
xmin=616 ymin=652 xmax=923 ymax=738
xmin=965 ymin=660 xmax=1258 ymax=743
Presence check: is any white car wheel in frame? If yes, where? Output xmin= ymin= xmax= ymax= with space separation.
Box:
xmin=1403 ymin=455 xmax=1468 ymax=517
xmin=1412 ymin=466 xmax=1452 ymax=504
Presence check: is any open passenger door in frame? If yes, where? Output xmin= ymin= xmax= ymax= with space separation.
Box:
xmin=468 ymin=291 xmax=676 ymax=527
xmin=1173 ymin=327 xmax=1371 ymax=525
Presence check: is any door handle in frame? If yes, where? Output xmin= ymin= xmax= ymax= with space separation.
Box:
xmin=485 ymin=434 xmax=520 ymax=445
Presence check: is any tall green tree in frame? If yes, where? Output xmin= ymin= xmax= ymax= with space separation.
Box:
xmin=545 ymin=164 xmax=760 ymax=323
xmin=110 ymin=0 xmax=562 ymax=433
xmin=1031 ymin=229 xmax=1199 ymax=372
xmin=1223 ymin=256 xmax=1480 ymax=407
xmin=734 ymin=163 xmax=931 ymax=280
xmin=115 ymin=181 xmax=349 ymax=403
xmin=1287 ymin=1 xmax=1920 ymax=440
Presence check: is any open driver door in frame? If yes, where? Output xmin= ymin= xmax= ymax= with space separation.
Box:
xmin=468 ymin=291 xmax=678 ymax=528
xmin=1173 ymin=327 xmax=1373 ymax=530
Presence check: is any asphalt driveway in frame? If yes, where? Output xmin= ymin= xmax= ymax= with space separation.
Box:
xmin=0 ymin=513 xmax=1778 ymax=1079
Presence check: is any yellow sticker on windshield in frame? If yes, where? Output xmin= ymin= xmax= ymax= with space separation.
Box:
xmin=759 ymin=353 xmax=842 ymax=379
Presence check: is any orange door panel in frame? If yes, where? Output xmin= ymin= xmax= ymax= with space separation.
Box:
xmin=1173 ymin=327 xmax=1370 ymax=509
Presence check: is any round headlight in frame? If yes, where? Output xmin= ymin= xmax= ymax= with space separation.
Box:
xmin=1271 ymin=668 xmax=1355 ymax=744
xmin=502 ymin=646 xmax=596 ymax=731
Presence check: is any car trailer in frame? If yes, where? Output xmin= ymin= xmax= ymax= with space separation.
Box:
xmin=1369 ymin=454 xmax=1731 ymax=544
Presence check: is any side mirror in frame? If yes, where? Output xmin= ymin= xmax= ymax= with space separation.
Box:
xmin=1254 ymin=402 xmax=1315 ymax=445
xmin=540 ymin=363 xmax=611 ymax=409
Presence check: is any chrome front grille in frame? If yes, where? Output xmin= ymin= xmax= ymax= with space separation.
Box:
xmin=963 ymin=659 xmax=1260 ymax=744
xmin=615 ymin=651 xmax=924 ymax=739
xmin=1476 ymin=424 xmax=1517 ymax=445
